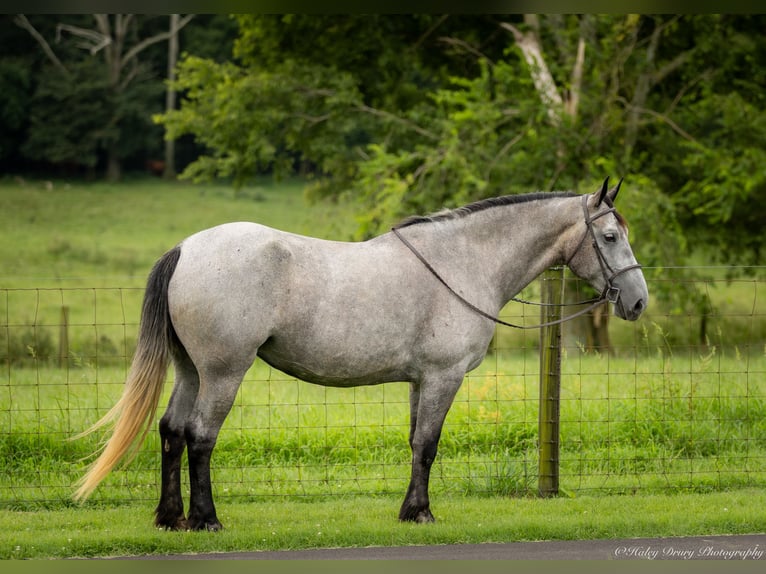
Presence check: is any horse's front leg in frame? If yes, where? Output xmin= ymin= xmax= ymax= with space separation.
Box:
xmin=399 ymin=374 xmax=463 ymax=523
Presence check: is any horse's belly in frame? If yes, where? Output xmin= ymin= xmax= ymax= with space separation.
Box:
xmin=255 ymin=338 xmax=415 ymax=387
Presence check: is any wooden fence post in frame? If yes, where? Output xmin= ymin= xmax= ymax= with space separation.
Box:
xmin=538 ymin=267 xmax=563 ymax=497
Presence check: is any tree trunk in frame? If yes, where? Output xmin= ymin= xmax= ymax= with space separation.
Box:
xmin=163 ymin=14 xmax=179 ymax=180
xmin=106 ymin=144 xmax=121 ymax=182
xmin=25 ymin=14 xmax=194 ymax=183
xmin=588 ymin=305 xmax=612 ymax=353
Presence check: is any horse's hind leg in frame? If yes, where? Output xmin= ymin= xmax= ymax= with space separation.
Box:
xmin=399 ymin=372 xmax=463 ymax=523
xmin=185 ymin=364 xmax=250 ymax=531
xmin=155 ymin=349 xmax=199 ymax=530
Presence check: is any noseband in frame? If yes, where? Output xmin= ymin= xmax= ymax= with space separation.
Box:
xmin=392 ymin=194 xmax=642 ymax=330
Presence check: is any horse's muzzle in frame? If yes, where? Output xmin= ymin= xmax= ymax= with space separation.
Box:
xmin=616 ymin=295 xmax=646 ymax=321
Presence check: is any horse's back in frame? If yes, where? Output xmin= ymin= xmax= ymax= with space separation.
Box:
xmin=171 ymin=221 xmax=390 ymax=296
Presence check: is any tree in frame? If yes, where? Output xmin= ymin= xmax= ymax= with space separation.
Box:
xmin=160 ymin=14 xmax=764 ymax=270
xmin=158 ymin=55 xmax=364 ymax=190
xmin=15 ymin=14 xmax=193 ymax=180
xmin=156 ymin=15 xmax=509 ymax=193
xmin=0 ymin=56 xmax=30 ymax=164
xmin=163 ymin=14 xmax=181 ymax=179
xmin=21 ymin=56 xmax=115 ymax=176
xmin=634 ymin=15 xmax=766 ymax=267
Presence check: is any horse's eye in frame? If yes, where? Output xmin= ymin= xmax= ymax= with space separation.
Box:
xmin=604 ymin=233 xmax=617 ymax=243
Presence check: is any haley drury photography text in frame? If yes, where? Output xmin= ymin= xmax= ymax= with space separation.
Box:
xmin=614 ymin=543 xmax=763 ymax=560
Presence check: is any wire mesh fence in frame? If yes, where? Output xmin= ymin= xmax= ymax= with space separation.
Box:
xmin=1 ymin=267 xmax=764 ymax=507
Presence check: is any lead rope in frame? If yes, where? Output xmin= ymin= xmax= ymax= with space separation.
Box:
xmin=391 ymin=227 xmax=609 ymax=330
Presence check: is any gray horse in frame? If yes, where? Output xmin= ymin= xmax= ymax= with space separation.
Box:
xmin=74 ymin=178 xmax=648 ymax=530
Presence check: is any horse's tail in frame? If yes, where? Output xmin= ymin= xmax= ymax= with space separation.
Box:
xmin=73 ymin=245 xmax=182 ymax=502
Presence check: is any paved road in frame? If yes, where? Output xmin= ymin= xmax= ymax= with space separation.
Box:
xmin=129 ymin=533 xmax=765 ymax=560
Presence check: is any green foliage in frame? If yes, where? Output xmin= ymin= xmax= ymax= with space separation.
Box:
xmin=21 ymin=60 xmax=113 ymax=169
xmin=180 ymin=14 xmax=238 ymax=63
xmin=0 ymin=58 xmax=30 ymax=161
xmin=157 ymin=15 xmax=517 ymax=198
xmin=625 ymin=15 xmax=766 ymax=267
xmin=675 ymin=93 xmax=766 ymax=265
xmin=352 ymin=56 xmax=586 ymax=237
xmin=0 ymin=325 xmax=55 ymax=367
xmin=157 ymin=55 xmax=364 ymax=189
xmin=22 ymin=59 xmax=163 ymax=172
xmin=231 ymin=15 xmax=505 ymax=114
xmin=163 ymin=14 xmax=765 ymax=269
xmin=2 ymin=14 xmax=236 ymax=177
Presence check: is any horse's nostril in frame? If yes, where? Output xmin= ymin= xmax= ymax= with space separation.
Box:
xmin=633 ymin=299 xmax=645 ymax=314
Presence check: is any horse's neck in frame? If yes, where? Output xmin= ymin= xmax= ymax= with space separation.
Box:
xmin=434 ymin=198 xmax=579 ymax=307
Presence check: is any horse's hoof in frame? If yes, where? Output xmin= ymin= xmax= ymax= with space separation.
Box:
xmin=155 ymin=515 xmax=188 ymax=531
xmin=399 ymin=506 xmax=435 ymax=524
xmin=187 ymin=517 xmax=223 ymax=532
xmin=203 ymin=520 xmax=223 ymax=532
xmin=415 ymin=509 xmax=435 ymax=524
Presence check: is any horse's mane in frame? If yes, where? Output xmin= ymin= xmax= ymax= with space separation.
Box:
xmin=394 ymin=191 xmax=579 ymax=229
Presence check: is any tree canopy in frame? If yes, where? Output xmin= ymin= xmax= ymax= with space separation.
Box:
xmin=155 ymin=15 xmax=765 ymax=269
xmin=2 ymin=14 xmax=235 ymax=179
xmin=3 ymin=14 xmax=764 ymax=272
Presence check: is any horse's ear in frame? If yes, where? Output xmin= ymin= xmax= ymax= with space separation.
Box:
xmin=608 ymin=177 xmax=623 ymax=203
xmin=595 ymin=177 xmax=610 ymax=207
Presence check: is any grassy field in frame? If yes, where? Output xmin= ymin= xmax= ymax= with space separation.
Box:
xmin=1 ymin=178 xmax=765 ymax=558
xmin=3 ymin=351 xmax=765 ymax=507
xmin=4 ymin=489 xmax=765 ymax=559
xmin=1 ymin=176 xmax=359 ymax=287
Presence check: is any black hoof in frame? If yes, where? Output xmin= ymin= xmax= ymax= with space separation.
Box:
xmin=187 ymin=516 xmax=223 ymax=532
xmin=399 ymin=505 xmax=435 ymax=524
xmin=155 ymin=513 xmax=188 ymax=531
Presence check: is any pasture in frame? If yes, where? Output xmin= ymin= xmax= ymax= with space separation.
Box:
xmin=1 ymin=178 xmax=764 ymax=558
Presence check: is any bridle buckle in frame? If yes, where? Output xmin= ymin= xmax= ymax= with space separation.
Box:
xmin=605 ymin=285 xmax=621 ymax=304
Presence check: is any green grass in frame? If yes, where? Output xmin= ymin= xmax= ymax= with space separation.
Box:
xmin=1 ymin=176 xmax=359 ymax=289
xmin=2 ymin=351 xmax=764 ymax=508
xmin=1 ymin=178 xmax=765 ymax=558
xmin=3 ymin=489 xmax=764 ymax=559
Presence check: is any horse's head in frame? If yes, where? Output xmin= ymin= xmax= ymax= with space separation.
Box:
xmin=566 ymin=177 xmax=648 ymax=321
